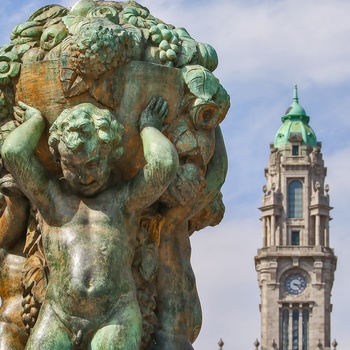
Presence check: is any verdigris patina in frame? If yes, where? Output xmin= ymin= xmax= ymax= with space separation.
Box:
xmin=0 ymin=1 xmax=230 ymax=349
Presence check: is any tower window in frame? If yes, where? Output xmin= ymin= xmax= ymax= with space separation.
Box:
xmin=280 ymin=306 xmax=310 ymax=350
xmin=282 ymin=309 xmax=289 ymax=350
xmin=292 ymin=145 xmax=299 ymax=155
xmin=302 ymin=309 xmax=309 ymax=350
xmin=292 ymin=309 xmax=299 ymax=350
xmin=291 ymin=231 xmax=300 ymax=245
xmin=288 ymin=180 xmax=303 ymax=218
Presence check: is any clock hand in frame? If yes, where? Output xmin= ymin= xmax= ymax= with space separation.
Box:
xmin=291 ymin=280 xmax=301 ymax=289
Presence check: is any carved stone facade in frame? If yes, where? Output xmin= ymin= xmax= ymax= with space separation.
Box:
xmin=255 ymin=87 xmax=337 ymax=350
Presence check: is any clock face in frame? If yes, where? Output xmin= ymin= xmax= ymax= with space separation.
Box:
xmin=285 ymin=274 xmax=307 ymax=295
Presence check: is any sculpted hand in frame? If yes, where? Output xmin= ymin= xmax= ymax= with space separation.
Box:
xmin=13 ymin=101 xmax=42 ymax=125
xmin=0 ymin=173 xmax=24 ymax=198
xmin=139 ymin=97 xmax=168 ymax=132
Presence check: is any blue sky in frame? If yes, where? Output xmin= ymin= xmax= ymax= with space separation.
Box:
xmin=1 ymin=0 xmax=350 ymax=348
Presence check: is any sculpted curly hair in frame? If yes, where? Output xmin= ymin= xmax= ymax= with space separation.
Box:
xmin=48 ymin=103 xmax=124 ymax=164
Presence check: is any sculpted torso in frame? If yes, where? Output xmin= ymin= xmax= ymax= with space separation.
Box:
xmin=42 ymin=186 xmax=138 ymax=322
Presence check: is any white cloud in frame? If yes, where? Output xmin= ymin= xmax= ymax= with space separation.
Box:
xmin=191 ymin=218 xmax=262 ymax=349
xmin=141 ymin=0 xmax=350 ymax=88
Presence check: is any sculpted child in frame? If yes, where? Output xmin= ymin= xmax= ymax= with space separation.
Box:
xmin=2 ymin=98 xmax=179 ymax=350
xmin=0 ymin=176 xmax=30 ymax=350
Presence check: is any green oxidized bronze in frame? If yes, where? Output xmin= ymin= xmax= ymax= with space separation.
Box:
xmin=0 ymin=1 xmax=230 ymax=349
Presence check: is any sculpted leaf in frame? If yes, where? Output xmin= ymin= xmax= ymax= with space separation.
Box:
xmin=22 ymin=252 xmax=48 ymax=304
xmin=87 ymin=5 xmax=120 ymax=24
xmin=175 ymin=37 xmax=197 ymax=68
xmin=182 ymin=65 xmax=219 ymax=102
xmin=10 ymin=22 xmax=43 ymax=45
xmin=28 ymin=5 xmax=69 ymax=23
xmin=196 ymin=42 xmax=218 ymax=72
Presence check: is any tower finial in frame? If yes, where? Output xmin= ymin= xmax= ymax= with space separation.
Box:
xmin=293 ymin=85 xmax=299 ymax=103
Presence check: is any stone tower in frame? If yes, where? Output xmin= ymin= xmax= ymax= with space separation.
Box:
xmin=255 ymin=86 xmax=337 ymax=350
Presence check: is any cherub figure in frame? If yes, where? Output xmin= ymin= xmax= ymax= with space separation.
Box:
xmin=2 ymin=98 xmax=178 ymax=350
xmin=0 ymin=174 xmax=30 ymax=350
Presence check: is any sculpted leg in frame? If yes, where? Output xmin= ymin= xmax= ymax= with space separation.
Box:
xmin=0 ymin=322 xmax=27 ymax=350
xmin=90 ymin=302 xmax=142 ymax=350
xmin=0 ymin=252 xmax=28 ymax=350
xmin=25 ymin=303 xmax=72 ymax=350
xmin=149 ymin=220 xmax=202 ymax=350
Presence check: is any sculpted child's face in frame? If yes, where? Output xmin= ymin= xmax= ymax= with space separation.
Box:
xmin=59 ymin=144 xmax=111 ymax=197
xmin=53 ymin=108 xmax=116 ymax=197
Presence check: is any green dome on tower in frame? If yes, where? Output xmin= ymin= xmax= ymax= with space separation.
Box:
xmin=274 ymin=85 xmax=317 ymax=148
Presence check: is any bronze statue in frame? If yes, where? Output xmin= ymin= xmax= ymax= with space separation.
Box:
xmin=3 ymin=98 xmax=178 ymax=349
xmin=0 ymin=1 xmax=230 ymax=349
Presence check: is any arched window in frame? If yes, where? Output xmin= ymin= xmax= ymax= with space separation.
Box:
xmin=288 ymin=180 xmax=303 ymax=218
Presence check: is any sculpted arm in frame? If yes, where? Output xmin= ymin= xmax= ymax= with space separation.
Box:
xmin=127 ymin=98 xmax=179 ymax=211
xmin=2 ymin=102 xmax=53 ymax=209
xmin=162 ymin=126 xmax=228 ymax=227
xmin=0 ymin=192 xmax=29 ymax=250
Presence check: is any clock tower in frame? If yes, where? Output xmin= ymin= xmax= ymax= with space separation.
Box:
xmin=255 ymin=86 xmax=337 ymax=350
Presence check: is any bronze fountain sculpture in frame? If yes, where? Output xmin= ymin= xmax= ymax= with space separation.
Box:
xmin=0 ymin=1 xmax=230 ymax=349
